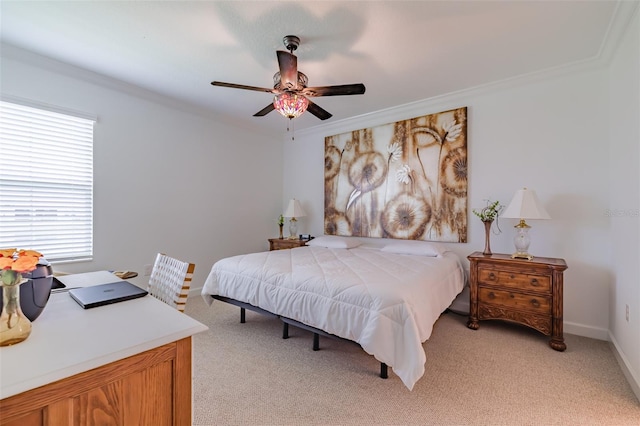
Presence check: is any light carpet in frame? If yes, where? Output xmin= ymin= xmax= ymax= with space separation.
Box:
xmin=185 ymin=296 xmax=640 ymax=426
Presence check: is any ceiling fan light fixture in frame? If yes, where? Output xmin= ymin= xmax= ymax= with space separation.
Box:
xmin=273 ymin=92 xmax=308 ymax=119
xmin=212 ymin=35 xmax=364 ymax=122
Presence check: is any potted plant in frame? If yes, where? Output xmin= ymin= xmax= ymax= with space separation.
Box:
xmin=278 ymin=215 xmax=284 ymax=239
xmin=473 ymin=200 xmax=503 ymax=255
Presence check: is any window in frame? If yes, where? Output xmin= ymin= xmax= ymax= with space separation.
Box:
xmin=0 ymin=99 xmax=95 ymax=262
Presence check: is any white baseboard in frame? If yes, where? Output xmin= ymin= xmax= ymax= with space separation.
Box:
xmin=563 ymin=321 xmax=609 ymax=341
xmin=565 ymin=322 xmax=639 ymax=403
xmin=609 ymin=332 xmax=640 ymax=404
xmin=188 ymin=286 xmax=638 ymax=403
xmin=189 ymin=285 xmax=612 ymax=341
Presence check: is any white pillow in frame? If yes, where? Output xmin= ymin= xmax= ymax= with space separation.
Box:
xmin=380 ymin=240 xmax=446 ymax=257
xmin=306 ymin=235 xmax=362 ymax=249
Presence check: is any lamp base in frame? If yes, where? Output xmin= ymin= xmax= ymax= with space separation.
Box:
xmin=511 ymin=220 xmax=533 ymax=260
xmin=511 ymin=252 xmax=534 ymax=260
xmin=288 ymin=218 xmax=298 ymax=239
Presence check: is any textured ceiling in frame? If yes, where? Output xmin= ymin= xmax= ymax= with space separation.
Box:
xmin=0 ymin=1 xmax=624 ymax=137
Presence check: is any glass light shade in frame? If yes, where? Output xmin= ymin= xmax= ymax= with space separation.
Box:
xmin=273 ymin=92 xmax=309 ymax=119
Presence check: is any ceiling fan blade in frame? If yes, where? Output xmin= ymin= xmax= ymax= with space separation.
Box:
xmin=211 ymin=81 xmax=274 ymax=93
xmin=277 ymin=51 xmax=298 ymax=90
xmin=306 ymin=100 xmax=333 ymax=120
xmin=253 ymin=103 xmax=275 ymax=117
xmin=302 ymin=84 xmax=366 ymax=97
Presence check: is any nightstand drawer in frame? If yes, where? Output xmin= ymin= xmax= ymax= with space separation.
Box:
xmin=478 ymin=287 xmax=551 ymax=314
xmin=478 ymin=268 xmax=550 ymax=293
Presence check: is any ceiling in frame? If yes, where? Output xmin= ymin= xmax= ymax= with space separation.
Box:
xmin=0 ymin=1 xmax=624 ymax=137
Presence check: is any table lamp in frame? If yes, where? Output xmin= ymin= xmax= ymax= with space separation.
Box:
xmin=284 ymin=198 xmax=306 ymax=239
xmin=501 ymin=188 xmax=550 ymax=260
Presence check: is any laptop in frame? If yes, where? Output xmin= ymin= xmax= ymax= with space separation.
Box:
xmin=69 ymin=281 xmax=148 ymax=309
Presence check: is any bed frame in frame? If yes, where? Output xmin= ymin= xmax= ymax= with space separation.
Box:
xmin=210 ymin=295 xmax=389 ymax=379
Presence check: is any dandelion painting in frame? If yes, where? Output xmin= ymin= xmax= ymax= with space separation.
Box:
xmin=324 ymin=107 xmax=467 ymax=242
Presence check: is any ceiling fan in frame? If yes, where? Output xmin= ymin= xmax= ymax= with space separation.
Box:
xmin=211 ymin=35 xmax=366 ymax=121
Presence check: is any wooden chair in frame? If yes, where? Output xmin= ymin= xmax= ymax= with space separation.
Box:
xmin=148 ymin=253 xmax=195 ymax=313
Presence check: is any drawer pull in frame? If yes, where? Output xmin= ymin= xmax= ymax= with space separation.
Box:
xmin=510 ymin=274 xmax=515 ymax=279
xmin=530 ymin=299 xmax=540 ymax=308
xmin=487 ymin=292 xmax=495 ymax=299
xmin=530 ymin=278 xmax=539 ymax=286
xmin=488 ymin=273 xmax=496 ymax=280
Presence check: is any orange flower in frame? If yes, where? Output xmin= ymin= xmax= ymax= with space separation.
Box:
xmin=0 ymin=248 xmax=43 ymax=273
xmin=0 ymin=249 xmax=17 ymax=258
xmin=18 ymin=250 xmax=43 ymax=258
xmin=0 ymin=258 xmax=13 ymax=270
xmin=11 ymin=256 xmax=40 ymax=273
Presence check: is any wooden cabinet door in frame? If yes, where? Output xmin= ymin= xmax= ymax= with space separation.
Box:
xmin=0 ymin=337 xmax=192 ymax=426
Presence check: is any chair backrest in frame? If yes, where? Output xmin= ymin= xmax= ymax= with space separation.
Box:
xmin=148 ymin=253 xmax=195 ymax=313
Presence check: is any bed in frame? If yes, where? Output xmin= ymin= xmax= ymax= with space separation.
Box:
xmin=201 ymin=236 xmax=465 ymax=390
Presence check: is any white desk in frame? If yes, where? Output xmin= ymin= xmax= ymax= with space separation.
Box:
xmin=0 ymin=271 xmax=208 ymax=425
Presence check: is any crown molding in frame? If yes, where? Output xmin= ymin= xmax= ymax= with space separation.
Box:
xmin=0 ymin=42 xmax=277 ymax=139
xmin=596 ymin=0 xmax=639 ymax=65
xmin=1 ymin=43 xmax=210 ymax=118
xmin=4 ymin=1 xmax=636 ymax=144
xmin=295 ymin=1 xmax=639 ymax=141
xmin=294 ymin=54 xmax=601 ymax=141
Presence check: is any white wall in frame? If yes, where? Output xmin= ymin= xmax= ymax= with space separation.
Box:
xmin=608 ymin=7 xmax=640 ymax=399
xmin=284 ymin=63 xmax=611 ymax=340
xmin=283 ymin=12 xmax=640 ymax=397
xmin=1 ymin=14 xmax=637 ymax=398
xmin=1 ymin=47 xmax=284 ymax=290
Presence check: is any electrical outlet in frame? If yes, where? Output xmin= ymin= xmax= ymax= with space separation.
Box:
xmin=625 ymin=304 xmax=630 ymax=322
xmin=144 ymin=264 xmax=153 ymax=276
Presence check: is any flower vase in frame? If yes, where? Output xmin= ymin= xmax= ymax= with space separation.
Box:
xmin=0 ymin=272 xmax=32 ymax=346
xmin=279 ymin=224 xmax=284 ymax=239
xmin=483 ymin=220 xmax=493 ymax=255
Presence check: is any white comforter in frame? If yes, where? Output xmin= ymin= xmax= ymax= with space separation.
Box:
xmin=201 ymin=246 xmax=465 ymax=390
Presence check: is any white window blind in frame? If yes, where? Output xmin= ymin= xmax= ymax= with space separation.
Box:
xmin=0 ymin=100 xmax=95 ymax=262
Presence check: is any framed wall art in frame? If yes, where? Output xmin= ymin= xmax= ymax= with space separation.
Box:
xmin=324 ymin=106 xmax=467 ymax=242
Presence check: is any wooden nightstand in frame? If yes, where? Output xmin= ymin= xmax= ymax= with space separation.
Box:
xmin=268 ymin=238 xmax=307 ymax=251
xmin=467 ymin=252 xmax=568 ymax=351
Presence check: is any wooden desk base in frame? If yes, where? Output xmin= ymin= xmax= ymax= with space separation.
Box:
xmin=0 ymin=337 xmax=193 ymax=426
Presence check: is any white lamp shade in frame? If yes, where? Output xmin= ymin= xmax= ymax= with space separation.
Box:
xmin=284 ymin=199 xmax=307 ymax=218
xmin=501 ymin=188 xmax=551 ymax=220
